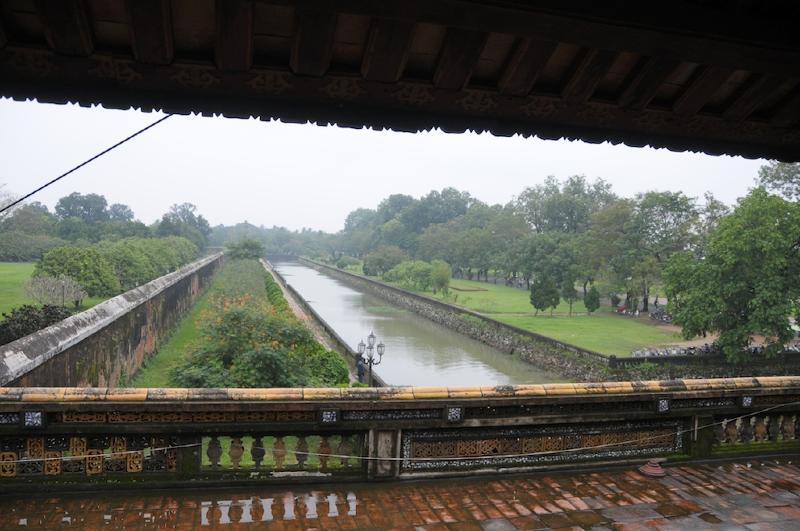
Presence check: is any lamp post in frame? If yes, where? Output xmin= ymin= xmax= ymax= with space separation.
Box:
xmin=357 ymin=331 xmax=385 ymax=386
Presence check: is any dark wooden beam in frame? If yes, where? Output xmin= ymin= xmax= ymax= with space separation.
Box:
xmin=35 ymin=0 xmax=93 ymax=56
xmin=125 ymin=0 xmax=174 ymax=65
xmin=0 ymin=17 xmax=7 ymax=49
xmin=498 ymin=37 xmax=557 ymax=96
xmin=724 ymin=75 xmax=797 ymax=121
xmin=291 ymin=8 xmax=337 ymax=77
xmin=672 ymin=65 xmax=733 ymax=116
xmin=433 ymin=28 xmax=487 ymax=90
xmin=215 ymin=0 xmax=253 ymax=71
xmin=361 ymin=18 xmax=414 ymax=83
xmin=266 ymin=1 xmax=800 ymax=78
xmin=771 ymin=92 xmax=800 ymax=128
xmin=561 ymin=48 xmax=617 ymax=104
xmin=618 ymin=56 xmax=679 ymax=110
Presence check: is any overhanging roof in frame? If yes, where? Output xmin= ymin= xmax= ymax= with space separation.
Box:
xmin=1 ymin=0 xmax=799 ymax=161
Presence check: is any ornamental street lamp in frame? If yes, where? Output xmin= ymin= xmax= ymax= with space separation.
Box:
xmin=357 ymin=331 xmax=385 ymax=386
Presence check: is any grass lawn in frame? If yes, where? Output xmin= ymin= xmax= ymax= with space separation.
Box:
xmin=0 ymin=262 xmax=104 ymax=315
xmin=441 ymin=278 xmax=588 ymax=315
xmin=380 ymin=274 xmax=682 ymax=357
xmin=0 ymin=262 xmax=36 ymax=315
xmin=494 ymin=312 xmax=682 ymax=357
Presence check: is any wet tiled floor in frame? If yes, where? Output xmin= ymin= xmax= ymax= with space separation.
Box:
xmin=1 ymin=460 xmax=799 ymax=529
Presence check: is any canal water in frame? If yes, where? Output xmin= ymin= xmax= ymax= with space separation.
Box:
xmin=272 ymin=261 xmax=562 ymax=386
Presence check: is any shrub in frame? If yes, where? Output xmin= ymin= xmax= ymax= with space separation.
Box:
xmin=228 ymin=347 xmax=299 ymax=387
xmin=227 ymin=239 xmax=265 ymax=260
xmin=336 ymin=255 xmax=360 ymax=269
xmin=265 ymin=273 xmax=290 ymax=314
xmin=35 ymin=247 xmax=120 ymax=297
xmin=0 ymin=304 xmax=71 ymax=345
xmin=430 ymin=260 xmax=452 ymax=294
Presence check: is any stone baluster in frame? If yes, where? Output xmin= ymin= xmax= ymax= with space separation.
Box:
xmin=295 ymin=436 xmax=308 ymax=469
xmin=251 ymin=437 xmax=265 ymax=468
xmin=229 ymin=437 xmax=244 ymax=469
xmin=724 ymin=419 xmax=738 ymax=444
xmin=207 ymin=437 xmax=222 ymax=469
xmin=273 ymin=436 xmax=286 ymax=471
xmin=319 ymin=436 xmax=331 ymax=472
xmin=753 ymin=416 xmax=768 ymax=442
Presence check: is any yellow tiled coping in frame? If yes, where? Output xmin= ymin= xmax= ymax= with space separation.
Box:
xmin=0 ymin=377 xmax=798 ymax=402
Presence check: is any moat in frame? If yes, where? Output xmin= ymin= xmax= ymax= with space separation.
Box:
xmin=272 ymin=261 xmax=562 ymax=386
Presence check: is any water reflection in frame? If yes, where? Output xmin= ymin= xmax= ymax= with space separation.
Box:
xmin=274 ymin=262 xmax=562 ymax=386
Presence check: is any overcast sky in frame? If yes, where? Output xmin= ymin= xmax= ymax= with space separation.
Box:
xmin=1 ymin=97 xmax=765 ymax=233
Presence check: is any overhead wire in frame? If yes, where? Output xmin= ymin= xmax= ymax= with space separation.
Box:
xmin=0 ymin=113 xmax=174 ymax=216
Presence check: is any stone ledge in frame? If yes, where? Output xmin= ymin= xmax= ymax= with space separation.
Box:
xmin=1 ymin=376 xmax=797 ymax=402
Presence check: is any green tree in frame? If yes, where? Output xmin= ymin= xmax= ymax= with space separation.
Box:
xmin=54 ymin=192 xmax=109 ymax=224
xmin=363 ymin=245 xmax=407 ymax=276
xmin=227 ymin=239 xmax=265 ymax=260
xmin=530 ymin=274 xmax=560 ymax=316
xmin=430 ymin=260 xmax=452 ymax=294
xmin=560 ymin=273 xmax=579 ymax=316
xmin=584 ymin=284 xmax=600 ymax=314
xmin=35 ymin=247 xmax=120 ymax=296
xmin=108 ymin=203 xmax=135 ymax=222
xmin=664 ymin=188 xmax=800 ymax=360
xmin=757 ymin=161 xmax=800 ymax=201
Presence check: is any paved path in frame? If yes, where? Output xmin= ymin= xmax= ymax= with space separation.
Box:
xmin=2 ymin=459 xmax=799 ymax=529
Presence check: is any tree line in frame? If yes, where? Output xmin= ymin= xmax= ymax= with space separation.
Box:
xmin=0 ymin=191 xmax=211 ymax=261
xmin=211 ymin=162 xmax=800 ymax=360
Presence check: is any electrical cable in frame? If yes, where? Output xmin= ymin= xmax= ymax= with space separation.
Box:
xmin=0 ymin=113 xmax=174 ymax=216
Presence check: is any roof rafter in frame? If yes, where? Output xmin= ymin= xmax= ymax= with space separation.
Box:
xmin=498 ymin=37 xmax=557 ymax=97
xmin=125 ymin=0 xmax=174 ymax=65
xmin=361 ymin=18 xmax=414 ymax=83
xmin=35 ymin=0 xmax=93 ymax=56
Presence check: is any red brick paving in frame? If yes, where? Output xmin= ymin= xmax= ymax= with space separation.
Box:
xmin=1 ymin=460 xmax=799 ymax=529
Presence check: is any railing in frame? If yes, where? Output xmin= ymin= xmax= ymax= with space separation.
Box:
xmin=1 ymin=377 xmax=799 ymax=491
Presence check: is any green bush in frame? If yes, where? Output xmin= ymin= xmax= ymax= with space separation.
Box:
xmin=0 ymin=304 xmax=72 ymax=345
xmin=226 ymin=239 xmax=265 ymax=260
xmin=35 ymin=247 xmax=120 ymax=297
xmin=35 ymin=237 xmax=198 ymax=297
xmin=264 ymin=273 xmax=290 ymax=314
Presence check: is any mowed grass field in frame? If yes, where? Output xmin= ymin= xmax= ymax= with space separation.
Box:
xmin=0 ymin=262 xmax=104 ymax=315
xmin=0 ymin=262 xmax=36 ymax=315
xmin=384 ymin=275 xmax=681 ymax=357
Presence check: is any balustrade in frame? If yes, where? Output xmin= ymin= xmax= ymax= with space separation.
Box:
xmin=1 ymin=378 xmax=799 ymax=490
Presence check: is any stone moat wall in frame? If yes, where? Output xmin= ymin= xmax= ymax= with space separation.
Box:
xmin=303 ymin=259 xmax=800 ymax=382
xmin=267 ymin=262 xmax=387 ymax=386
xmin=0 ymin=253 xmax=224 ymax=387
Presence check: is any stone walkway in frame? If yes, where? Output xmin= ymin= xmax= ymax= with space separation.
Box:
xmin=2 ymin=460 xmax=799 ymax=529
